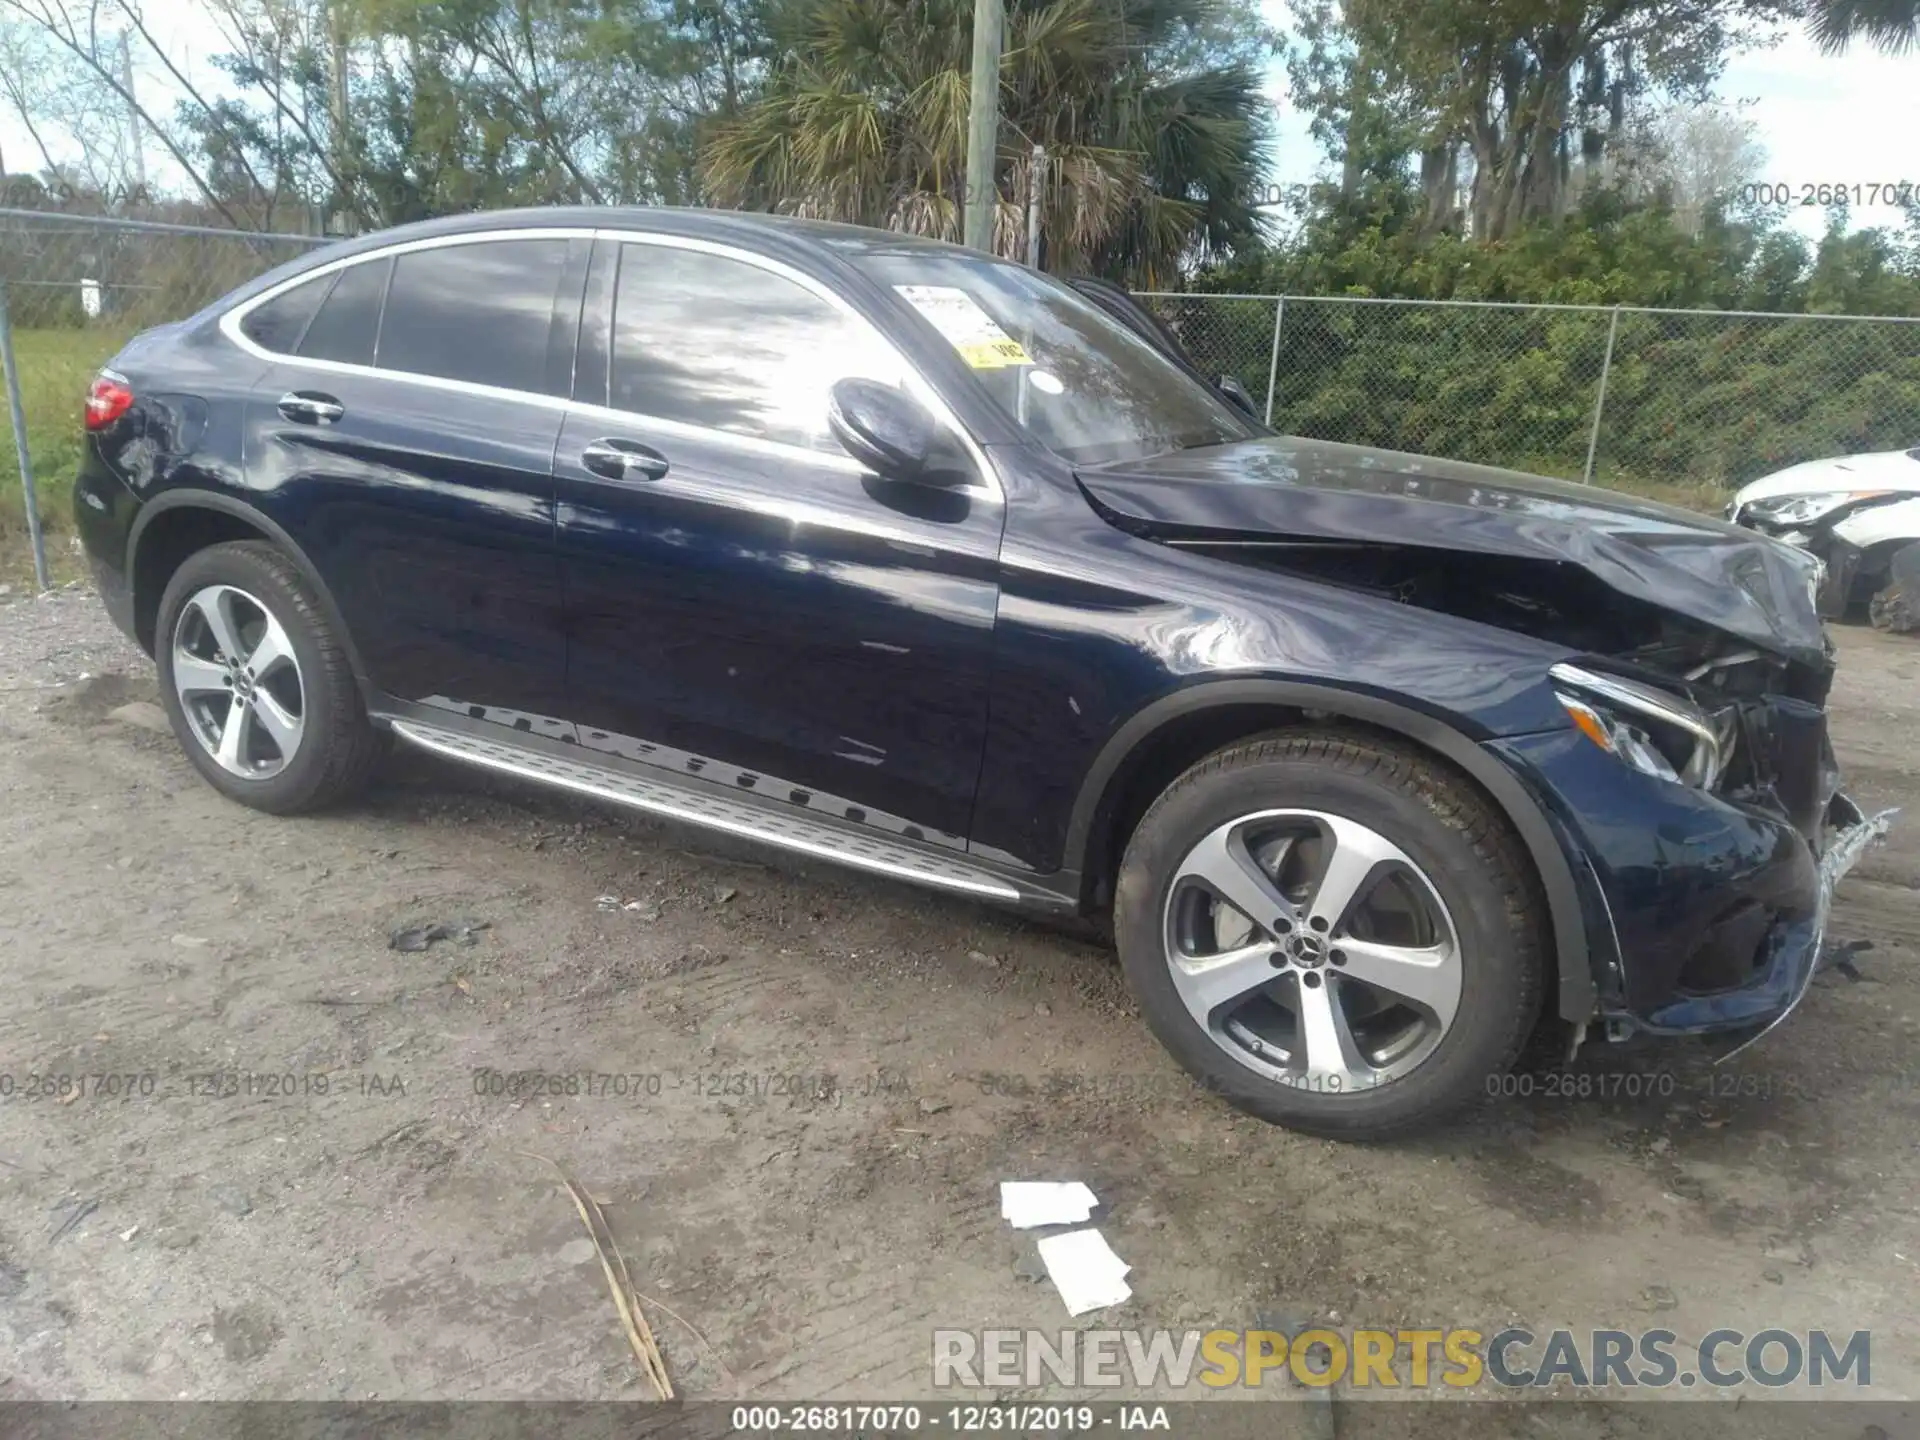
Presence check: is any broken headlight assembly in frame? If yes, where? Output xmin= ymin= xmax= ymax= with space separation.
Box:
xmin=1550 ymin=662 xmax=1734 ymax=789
xmin=1743 ymin=490 xmax=1891 ymax=527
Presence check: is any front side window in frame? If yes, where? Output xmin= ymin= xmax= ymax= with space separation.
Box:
xmin=855 ymin=252 xmax=1258 ymax=465
xmin=377 ymin=239 xmax=572 ymax=394
xmin=297 ymin=258 xmax=390 ymax=367
xmin=609 ymin=244 xmax=901 ymax=455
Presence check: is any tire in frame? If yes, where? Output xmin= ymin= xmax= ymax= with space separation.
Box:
xmin=154 ymin=540 xmax=385 ymax=814
xmin=1113 ymin=729 xmax=1546 ymax=1140
xmin=1868 ymin=541 xmax=1920 ymax=635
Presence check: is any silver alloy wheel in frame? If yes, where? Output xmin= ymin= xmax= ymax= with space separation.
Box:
xmin=1162 ymin=808 xmax=1463 ymax=1094
xmin=171 ymin=584 xmax=306 ymax=779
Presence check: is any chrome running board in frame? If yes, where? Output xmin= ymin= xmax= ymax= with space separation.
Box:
xmin=389 ymin=719 xmax=1023 ymax=901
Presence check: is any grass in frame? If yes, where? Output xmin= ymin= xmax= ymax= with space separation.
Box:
xmin=1501 ymin=452 xmax=1733 ymax=515
xmin=0 ymin=325 xmax=135 ymax=589
xmin=0 ymin=322 xmax=1737 ymax=591
xmin=1588 ymin=470 xmax=1732 ymax=515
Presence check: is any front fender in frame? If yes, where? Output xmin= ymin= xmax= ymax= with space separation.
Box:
xmin=1061 ymin=678 xmax=1598 ymax=1024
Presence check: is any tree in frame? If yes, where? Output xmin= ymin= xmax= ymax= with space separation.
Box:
xmin=1613 ymin=100 xmax=1765 ymax=234
xmin=0 ymin=0 xmax=269 ymax=225
xmin=1809 ymin=0 xmax=1917 ymax=51
xmin=699 ymin=0 xmax=1277 ymax=283
xmin=1295 ymin=0 xmax=1796 ymax=243
xmin=2 ymin=0 xmax=777 ymax=231
xmin=0 ymin=14 xmax=155 ymax=208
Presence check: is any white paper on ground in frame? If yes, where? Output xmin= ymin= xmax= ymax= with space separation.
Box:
xmin=999 ymin=1181 xmax=1099 ymax=1229
xmin=1036 ymin=1228 xmax=1132 ymax=1316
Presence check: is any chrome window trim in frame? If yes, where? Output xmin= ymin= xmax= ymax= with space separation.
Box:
xmin=218 ymin=224 xmax=1002 ymax=500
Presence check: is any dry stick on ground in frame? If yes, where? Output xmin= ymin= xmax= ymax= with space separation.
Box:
xmin=521 ymin=1151 xmax=674 ymax=1399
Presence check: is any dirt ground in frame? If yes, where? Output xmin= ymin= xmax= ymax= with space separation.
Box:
xmin=1 ymin=587 xmax=1917 ymax=1423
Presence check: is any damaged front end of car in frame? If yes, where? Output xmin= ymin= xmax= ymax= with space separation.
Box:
xmin=1190 ymin=541 xmax=1890 ymax=1049
xmin=1273 ymin=549 xmax=1894 ymax=1052
xmin=1533 ymin=641 xmax=1894 ymax=1057
xmin=1076 ymin=441 xmax=1895 ymax=1055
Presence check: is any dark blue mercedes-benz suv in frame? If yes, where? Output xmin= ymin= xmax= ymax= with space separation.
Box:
xmin=71 ymin=205 xmax=1881 ymax=1139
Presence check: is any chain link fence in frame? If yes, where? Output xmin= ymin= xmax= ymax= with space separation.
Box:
xmin=1144 ymin=292 xmax=1920 ymax=505
xmin=6 ymin=208 xmax=1920 ymax=589
xmin=0 ymin=208 xmax=330 ymax=587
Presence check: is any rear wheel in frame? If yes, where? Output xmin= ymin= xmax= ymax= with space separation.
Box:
xmin=1114 ymin=730 xmax=1546 ymax=1140
xmin=155 ymin=541 xmax=384 ymax=813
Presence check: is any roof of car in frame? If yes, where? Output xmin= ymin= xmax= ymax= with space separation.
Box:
xmin=335 ymin=205 xmax=982 ymax=259
xmin=201 ymin=204 xmax=1014 ymax=328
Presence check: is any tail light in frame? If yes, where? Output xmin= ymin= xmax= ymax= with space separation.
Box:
xmin=85 ymin=370 xmax=134 ymax=430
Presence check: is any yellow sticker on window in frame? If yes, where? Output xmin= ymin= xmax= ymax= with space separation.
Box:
xmin=957 ymin=337 xmax=1034 ymax=369
xmin=895 ymin=284 xmax=1034 ymax=369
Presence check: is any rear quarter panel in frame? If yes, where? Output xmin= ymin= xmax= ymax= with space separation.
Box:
xmin=73 ymin=322 xmax=265 ymax=630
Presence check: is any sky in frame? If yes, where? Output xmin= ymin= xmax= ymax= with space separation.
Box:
xmin=1 ymin=0 xmax=1915 ymax=240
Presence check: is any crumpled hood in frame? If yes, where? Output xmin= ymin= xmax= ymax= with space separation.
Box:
xmin=1079 ymin=436 xmax=1831 ymax=668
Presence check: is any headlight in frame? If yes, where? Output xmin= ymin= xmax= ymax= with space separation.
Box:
xmin=1550 ymin=662 xmax=1731 ymax=789
xmin=1743 ymin=490 xmax=1890 ymax=526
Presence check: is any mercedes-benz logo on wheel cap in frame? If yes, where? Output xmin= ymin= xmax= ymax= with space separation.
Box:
xmin=1286 ymin=931 xmax=1328 ymax=968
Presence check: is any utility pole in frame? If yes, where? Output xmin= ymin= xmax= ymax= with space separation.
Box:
xmin=962 ymin=0 xmax=1002 ymax=254
xmin=1025 ymin=144 xmax=1045 ymax=268
xmin=118 ymin=31 xmax=147 ymax=203
xmin=328 ymin=0 xmax=354 ymax=233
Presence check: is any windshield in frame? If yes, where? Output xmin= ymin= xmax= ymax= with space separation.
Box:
xmin=856 ymin=252 xmax=1259 ymax=466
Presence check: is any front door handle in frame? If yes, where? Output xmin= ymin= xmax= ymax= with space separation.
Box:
xmin=278 ymin=391 xmax=344 ymax=425
xmin=582 ymin=439 xmax=670 ymax=483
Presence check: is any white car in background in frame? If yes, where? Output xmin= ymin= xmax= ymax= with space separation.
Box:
xmin=1729 ymin=446 xmax=1920 ymax=632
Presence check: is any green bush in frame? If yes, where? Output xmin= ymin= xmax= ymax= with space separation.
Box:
xmin=1174 ymin=186 xmax=1920 ymax=494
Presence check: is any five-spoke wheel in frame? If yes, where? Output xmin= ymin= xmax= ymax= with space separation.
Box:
xmin=1115 ymin=731 xmax=1545 ymax=1139
xmin=171 ymin=584 xmax=306 ymax=778
xmin=1164 ymin=809 xmax=1462 ymax=1093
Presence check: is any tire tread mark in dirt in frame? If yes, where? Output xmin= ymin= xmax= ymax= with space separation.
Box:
xmin=669 ymin=968 xmax=785 ymax=1007
xmin=739 ymin=1281 xmax=926 ymax=1381
xmin=741 ymin=1296 xmax=940 ymax=1396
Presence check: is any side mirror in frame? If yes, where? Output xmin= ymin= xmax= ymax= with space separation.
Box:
xmin=828 ymin=378 xmax=942 ymax=483
xmin=1216 ymin=375 xmax=1257 ymax=418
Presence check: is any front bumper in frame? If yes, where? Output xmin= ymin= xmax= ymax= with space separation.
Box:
xmin=1716 ymin=793 xmax=1893 ymax=1056
xmin=1488 ymin=724 xmax=1892 ymax=1040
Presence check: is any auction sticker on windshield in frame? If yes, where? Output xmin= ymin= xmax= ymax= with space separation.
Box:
xmin=894 ymin=285 xmax=1033 ymax=368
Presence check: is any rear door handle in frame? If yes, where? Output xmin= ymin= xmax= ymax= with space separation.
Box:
xmin=582 ymin=439 xmax=670 ymax=482
xmin=278 ymin=391 xmax=344 ymax=425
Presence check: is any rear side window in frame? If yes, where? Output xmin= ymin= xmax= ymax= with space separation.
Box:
xmin=377 ymin=239 xmax=573 ymax=394
xmin=297 ymin=258 xmax=390 ymax=366
xmin=608 ymin=244 xmax=900 ymax=454
xmin=238 ymin=273 xmax=330 ymax=353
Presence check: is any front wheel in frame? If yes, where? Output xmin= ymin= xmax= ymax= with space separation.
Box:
xmin=1868 ymin=541 xmax=1920 ymax=635
xmin=1114 ymin=731 xmax=1547 ymax=1140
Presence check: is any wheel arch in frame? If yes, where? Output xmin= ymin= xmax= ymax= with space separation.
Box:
xmin=1066 ymin=679 xmax=1596 ymax=1023
xmin=127 ymin=492 xmax=374 ymax=705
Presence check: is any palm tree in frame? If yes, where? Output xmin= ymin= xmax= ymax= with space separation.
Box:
xmin=699 ymin=0 xmax=1275 ymax=284
xmin=1811 ymin=0 xmax=1918 ymax=52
